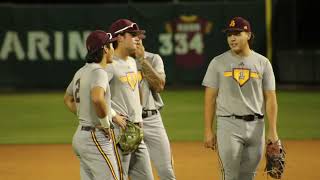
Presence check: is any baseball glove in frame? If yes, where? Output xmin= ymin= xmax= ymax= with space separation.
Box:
xmin=265 ymin=139 xmax=286 ymax=179
xmin=116 ymin=121 xmax=143 ymax=155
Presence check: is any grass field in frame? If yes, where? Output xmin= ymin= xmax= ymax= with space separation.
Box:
xmin=0 ymin=90 xmax=319 ymax=144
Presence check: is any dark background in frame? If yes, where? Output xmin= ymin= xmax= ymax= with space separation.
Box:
xmin=0 ymin=0 xmax=318 ymax=89
xmin=1 ymin=0 xmax=316 ymax=50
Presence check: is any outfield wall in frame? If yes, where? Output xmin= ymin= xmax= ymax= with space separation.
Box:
xmin=0 ymin=2 xmax=266 ymax=89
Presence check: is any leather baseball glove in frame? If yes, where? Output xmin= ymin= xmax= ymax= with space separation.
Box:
xmin=116 ymin=121 xmax=143 ymax=155
xmin=265 ymin=139 xmax=286 ymax=179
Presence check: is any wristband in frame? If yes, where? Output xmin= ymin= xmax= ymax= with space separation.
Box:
xmin=99 ymin=116 xmax=110 ymax=128
xmin=111 ymin=108 xmax=117 ymax=117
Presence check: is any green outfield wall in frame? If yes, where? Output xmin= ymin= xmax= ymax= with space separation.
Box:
xmin=0 ymin=2 xmax=266 ymax=89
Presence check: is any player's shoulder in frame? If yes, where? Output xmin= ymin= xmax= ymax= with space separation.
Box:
xmin=216 ymin=51 xmax=231 ymax=60
xmin=127 ymin=56 xmax=138 ymax=67
xmin=145 ymin=51 xmax=155 ymax=58
xmin=127 ymin=56 xmax=136 ymax=63
xmin=209 ymin=51 xmax=230 ymax=64
xmin=145 ymin=51 xmax=162 ymax=62
xmin=88 ymin=63 xmax=103 ymax=71
xmin=251 ymin=51 xmax=269 ymax=62
xmin=73 ymin=64 xmax=87 ymax=79
xmin=88 ymin=64 xmax=108 ymax=77
xmin=252 ymin=51 xmax=270 ymax=65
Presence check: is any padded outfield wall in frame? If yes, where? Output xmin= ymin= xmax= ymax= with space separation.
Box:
xmin=0 ymin=2 xmax=266 ymax=89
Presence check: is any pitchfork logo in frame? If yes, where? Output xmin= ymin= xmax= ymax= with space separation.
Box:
xmin=223 ymin=68 xmax=260 ymax=87
xmin=119 ymin=72 xmax=142 ymax=90
xmin=233 ymin=68 xmax=250 ymax=86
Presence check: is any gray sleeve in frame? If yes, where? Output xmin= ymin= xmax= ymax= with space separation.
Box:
xmin=152 ymin=54 xmax=165 ymax=76
xmin=104 ymin=65 xmax=114 ymax=82
xmin=66 ymin=79 xmax=74 ymax=95
xmin=202 ymin=58 xmax=219 ymax=88
xmin=90 ymin=69 xmax=108 ymax=91
xmin=262 ymin=60 xmax=276 ymax=90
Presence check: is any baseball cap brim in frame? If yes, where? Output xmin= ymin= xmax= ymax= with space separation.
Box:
xmin=222 ymin=28 xmax=246 ymax=33
xmin=107 ymin=36 xmax=118 ymax=43
xmin=126 ymin=29 xmax=146 ymax=34
xmin=113 ymin=22 xmax=146 ymax=35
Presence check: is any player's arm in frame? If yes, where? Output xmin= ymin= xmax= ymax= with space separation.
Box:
xmin=91 ymin=87 xmax=107 ymax=118
xmin=91 ymin=86 xmax=110 ymax=128
xmin=64 ymin=93 xmax=76 ymax=114
xmin=139 ymin=59 xmax=165 ymax=93
xmin=204 ymin=87 xmax=218 ymax=150
xmin=135 ymin=41 xmax=165 ymax=93
xmin=263 ymin=59 xmax=279 ymax=143
xmin=91 ymin=69 xmax=111 ymax=128
xmin=264 ymin=90 xmax=279 ymax=142
xmin=64 ymin=80 xmax=76 ymax=114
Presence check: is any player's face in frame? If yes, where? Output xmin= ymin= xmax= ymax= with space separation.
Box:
xmin=123 ymin=32 xmax=141 ymax=54
xmin=227 ymin=31 xmax=250 ymax=54
xmin=105 ymin=43 xmax=114 ymax=64
xmin=129 ymin=39 xmax=143 ymax=59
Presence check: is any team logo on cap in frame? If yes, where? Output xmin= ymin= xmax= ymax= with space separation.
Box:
xmin=229 ymin=20 xmax=236 ymax=27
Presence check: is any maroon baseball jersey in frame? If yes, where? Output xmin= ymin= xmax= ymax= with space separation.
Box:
xmin=166 ymin=15 xmax=212 ymax=69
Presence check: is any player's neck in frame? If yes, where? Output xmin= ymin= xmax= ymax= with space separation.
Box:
xmin=114 ymin=48 xmax=129 ymax=61
xmin=231 ymin=46 xmax=251 ymax=58
xmin=99 ymin=60 xmax=107 ymax=68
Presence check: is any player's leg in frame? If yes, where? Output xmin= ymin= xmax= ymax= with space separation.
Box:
xmin=117 ymin=150 xmax=131 ymax=180
xmin=72 ymin=126 xmax=94 ymax=180
xmin=128 ymin=140 xmax=154 ymax=180
xmin=238 ymin=120 xmax=265 ymax=180
xmin=79 ymin=159 xmax=94 ymax=180
xmin=74 ymin=147 xmax=94 ymax=180
xmin=110 ymin=130 xmax=124 ymax=180
xmin=87 ymin=131 xmax=121 ymax=180
xmin=216 ymin=117 xmax=245 ymax=180
xmin=143 ymin=113 xmax=176 ymax=180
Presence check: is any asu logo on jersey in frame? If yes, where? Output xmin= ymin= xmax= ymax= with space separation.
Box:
xmin=224 ymin=68 xmax=260 ymax=87
xmin=119 ymin=72 xmax=142 ymax=90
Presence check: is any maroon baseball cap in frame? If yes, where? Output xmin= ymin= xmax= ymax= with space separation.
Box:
xmin=222 ymin=17 xmax=252 ymax=33
xmin=108 ymin=19 xmax=146 ymax=36
xmin=86 ymin=30 xmax=117 ymax=53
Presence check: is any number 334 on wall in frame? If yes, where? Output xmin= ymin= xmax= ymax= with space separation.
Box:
xmin=158 ymin=33 xmax=204 ymax=56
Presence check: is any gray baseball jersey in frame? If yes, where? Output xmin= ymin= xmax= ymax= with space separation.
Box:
xmin=66 ymin=63 xmax=112 ymax=126
xmin=202 ymin=50 xmax=275 ymax=180
xmin=105 ymin=56 xmax=154 ymax=180
xmin=66 ymin=63 xmax=121 ymax=180
xmin=202 ymin=50 xmax=275 ymax=116
xmin=137 ymin=51 xmax=176 ymax=180
xmin=105 ymin=56 xmax=142 ymax=123
xmin=139 ymin=51 xmax=165 ymax=110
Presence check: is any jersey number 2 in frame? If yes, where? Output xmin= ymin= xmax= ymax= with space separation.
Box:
xmin=75 ymin=79 xmax=80 ymax=103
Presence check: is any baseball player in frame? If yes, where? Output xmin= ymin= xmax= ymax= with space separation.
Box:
xmin=202 ymin=17 xmax=280 ymax=180
xmin=105 ymin=19 xmax=154 ymax=180
xmin=64 ymin=30 xmax=122 ymax=180
xmin=131 ymin=39 xmax=176 ymax=180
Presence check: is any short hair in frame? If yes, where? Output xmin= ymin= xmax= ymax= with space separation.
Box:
xmin=85 ymin=43 xmax=111 ymax=63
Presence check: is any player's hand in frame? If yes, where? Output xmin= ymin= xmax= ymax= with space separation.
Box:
xmin=112 ymin=114 xmax=127 ymax=129
xmin=204 ymin=131 xmax=217 ymax=151
xmin=135 ymin=40 xmax=145 ymax=62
